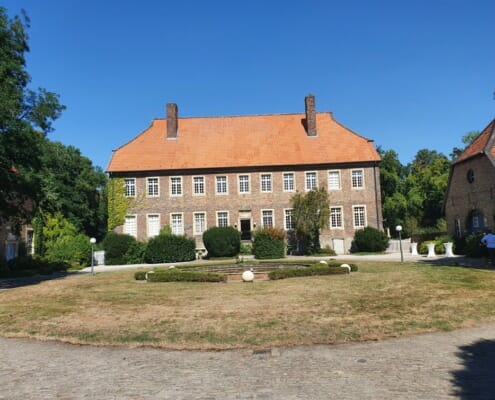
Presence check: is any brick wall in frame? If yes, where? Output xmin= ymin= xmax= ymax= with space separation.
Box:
xmin=112 ymin=163 xmax=382 ymax=253
xmin=445 ymin=155 xmax=495 ymax=236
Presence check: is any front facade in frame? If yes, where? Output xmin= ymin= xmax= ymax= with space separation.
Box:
xmin=444 ymin=119 xmax=495 ymax=237
xmin=107 ymin=95 xmax=382 ymax=254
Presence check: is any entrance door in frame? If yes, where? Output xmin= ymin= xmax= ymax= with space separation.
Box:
xmin=333 ymin=239 xmax=345 ymax=255
xmin=240 ymin=219 xmax=252 ymax=240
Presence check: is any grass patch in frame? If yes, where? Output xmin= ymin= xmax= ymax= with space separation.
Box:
xmin=1 ymin=262 xmax=495 ymax=349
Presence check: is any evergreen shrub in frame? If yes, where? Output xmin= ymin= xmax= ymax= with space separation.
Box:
xmin=146 ymin=269 xmax=226 ymax=282
xmin=268 ymin=263 xmax=356 ymax=280
xmin=144 ymin=234 xmax=196 ymax=263
xmin=252 ymin=227 xmax=286 ymax=259
xmin=464 ymin=233 xmax=485 ymax=258
xmin=352 ymin=227 xmax=389 ymax=253
xmin=202 ymin=227 xmax=241 ymax=257
xmin=102 ymin=232 xmax=137 ymax=265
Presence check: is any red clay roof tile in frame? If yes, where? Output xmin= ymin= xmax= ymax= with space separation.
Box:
xmin=453 ymin=119 xmax=495 ymax=164
xmin=107 ymin=112 xmax=380 ymax=173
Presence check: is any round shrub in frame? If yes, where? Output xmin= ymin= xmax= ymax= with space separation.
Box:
xmin=465 ymin=233 xmax=486 ymax=258
xmin=252 ymin=227 xmax=286 ymax=259
xmin=202 ymin=227 xmax=241 ymax=257
xmin=102 ymin=231 xmax=137 ymax=265
xmin=352 ymin=227 xmax=389 ymax=253
xmin=144 ymin=234 xmax=196 ymax=263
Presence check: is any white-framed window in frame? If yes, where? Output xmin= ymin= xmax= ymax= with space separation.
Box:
xmin=353 ymin=205 xmax=367 ymax=228
xmin=238 ymin=174 xmax=250 ymax=194
xmin=216 ymin=175 xmax=228 ymax=195
xmin=328 ymin=170 xmax=341 ymax=190
xmin=261 ymin=209 xmax=274 ymax=228
xmin=351 ymin=169 xmax=364 ymax=189
xmin=124 ymin=178 xmax=136 ymax=197
xmin=472 ymin=215 xmax=480 ymax=228
xmin=283 ymin=172 xmax=295 ymax=192
xmin=123 ymin=215 xmax=137 ymax=238
xmin=330 ymin=207 xmax=343 ymax=229
xmin=146 ymin=177 xmax=159 ymax=197
xmin=147 ymin=214 xmax=160 ymax=238
xmin=193 ymin=176 xmax=205 ymax=195
xmin=284 ymin=209 xmax=295 ymax=230
xmin=170 ymin=213 xmax=183 ymax=235
xmin=170 ymin=176 xmax=182 ymax=196
xmin=194 ymin=212 xmax=207 ymax=235
xmin=217 ymin=211 xmax=229 ymax=228
xmin=260 ymin=173 xmax=272 ymax=193
xmin=305 ymin=171 xmax=317 ymax=191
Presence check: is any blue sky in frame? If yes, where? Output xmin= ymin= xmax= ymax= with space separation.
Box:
xmin=4 ymin=0 xmax=495 ymax=169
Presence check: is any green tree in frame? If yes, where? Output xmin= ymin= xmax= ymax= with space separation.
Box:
xmin=291 ymin=187 xmax=330 ymax=254
xmin=0 ymin=8 xmax=65 ymax=226
xmin=38 ymin=140 xmax=107 ymax=239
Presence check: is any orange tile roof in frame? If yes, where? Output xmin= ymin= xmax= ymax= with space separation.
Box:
xmin=107 ymin=112 xmax=380 ymax=173
xmin=453 ymin=119 xmax=495 ymax=164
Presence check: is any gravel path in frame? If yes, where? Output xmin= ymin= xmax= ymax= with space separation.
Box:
xmin=1 ymin=323 xmax=495 ymax=399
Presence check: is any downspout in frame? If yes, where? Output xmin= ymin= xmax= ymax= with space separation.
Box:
xmin=373 ymin=162 xmax=382 ymax=230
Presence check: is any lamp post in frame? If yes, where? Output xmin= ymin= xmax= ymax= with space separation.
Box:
xmin=395 ymin=225 xmax=403 ymax=264
xmin=90 ymin=237 xmax=96 ymax=275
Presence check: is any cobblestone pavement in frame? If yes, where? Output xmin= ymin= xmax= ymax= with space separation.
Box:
xmin=1 ymin=323 xmax=495 ymax=399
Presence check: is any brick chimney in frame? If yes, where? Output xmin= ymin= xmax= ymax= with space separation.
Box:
xmin=305 ymin=94 xmax=317 ymax=137
xmin=166 ymin=103 xmax=178 ymax=139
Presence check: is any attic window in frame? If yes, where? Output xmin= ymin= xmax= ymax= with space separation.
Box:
xmin=467 ymin=169 xmax=474 ymax=184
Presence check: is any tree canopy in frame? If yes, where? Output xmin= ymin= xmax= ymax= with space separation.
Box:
xmin=0 ymin=7 xmax=65 ymax=225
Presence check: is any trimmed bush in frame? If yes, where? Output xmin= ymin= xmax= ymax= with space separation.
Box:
xmin=268 ymin=264 xmax=354 ymax=280
xmin=202 ymin=227 xmax=241 ymax=257
xmin=146 ymin=269 xmax=226 ymax=282
xmin=465 ymin=233 xmax=486 ymax=258
xmin=240 ymin=243 xmax=252 ymax=255
xmin=124 ymin=241 xmax=146 ymax=264
xmin=102 ymin=232 xmax=137 ymax=265
xmin=253 ymin=227 xmax=286 ymax=259
xmin=144 ymin=234 xmax=196 ymax=263
xmin=352 ymin=227 xmax=389 ymax=253
xmin=1 ymin=256 xmax=69 ymax=278
xmin=46 ymin=233 xmax=92 ymax=266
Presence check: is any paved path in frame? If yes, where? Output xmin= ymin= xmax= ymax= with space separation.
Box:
xmin=1 ymin=323 xmax=495 ymax=399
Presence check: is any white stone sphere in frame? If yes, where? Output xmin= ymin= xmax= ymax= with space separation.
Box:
xmin=340 ymin=264 xmax=351 ymax=273
xmin=319 ymin=260 xmax=328 ymax=265
xmin=242 ymin=270 xmax=254 ymax=282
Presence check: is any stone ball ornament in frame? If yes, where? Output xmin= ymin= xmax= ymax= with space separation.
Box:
xmin=242 ymin=269 xmax=254 ymax=282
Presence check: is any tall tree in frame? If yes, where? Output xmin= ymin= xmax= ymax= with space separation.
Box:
xmin=0 ymin=7 xmax=64 ymax=227
xmin=291 ymin=187 xmax=330 ymax=254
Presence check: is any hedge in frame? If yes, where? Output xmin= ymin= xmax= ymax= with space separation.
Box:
xmin=202 ymin=227 xmax=241 ymax=257
xmin=145 ymin=269 xmax=227 ymax=282
xmin=268 ymin=263 xmax=358 ymax=280
xmin=0 ymin=256 xmax=69 ymax=278
xmin=102 ymin=232 xmax=137 ymax=265
xmin=144 ymin=234 xmax=196 ymax=263
xmin=252 ymin=227 xmax=286 ymax=259
xmin=352 ymin=227 xmax=389 ymax=253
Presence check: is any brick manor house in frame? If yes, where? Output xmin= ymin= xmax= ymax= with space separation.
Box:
xmin=444 ymin=118 xmax=495 ymax=237
xmin=106 ymin=95 xmax=383 ymax=254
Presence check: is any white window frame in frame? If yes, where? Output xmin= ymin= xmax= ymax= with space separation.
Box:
xmin=124 ymin=178 xmax=136 ymax=197
xmin=146 ymin=177 xmax=160 ymax=197
xmin=328 ymin=170 xmax=341 ymax=191
xmin=284 ymin=208 xmax=295 ymax=231
xmin=216 ymin=211 xmax=229 ymax=228
xmin=351 ymin=169 xmax=365 ymax=189
xmin=283 ymin=172 xmax=295 ymax=192
xmin=261 ymin=209 xmax=274 ymax=228
xmin=305 ymin=171 xmax=318 ymax=191
xmin=238 ymin=174 xmax=250 ymax=194
xmin=193 ymin=212 xmax=207 ymax=235
xmin=146 ymin=214 xmax=160 ymax=238
xmin=123 ymin=215 xmax=137 ymax=238
xmin=215 ymin=175 xmax=228 ymax=195
xmin=260 ymin=173 xmax=272 ymax=193
xmin=330 ymin=206 xmax=344 ymax=229
xmin=170 ymin=176 xmax=183 ymax=196
xmin=193 ymin=176 xmax=206 ymax=196
xmin=170 ymin=213 xmax=184 ymax=235
xmin=352 ymin=205 xmax=367 ymax=228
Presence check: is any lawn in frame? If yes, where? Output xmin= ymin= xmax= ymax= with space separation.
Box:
xmin=1 ymin=261 xmax=494 ymax=350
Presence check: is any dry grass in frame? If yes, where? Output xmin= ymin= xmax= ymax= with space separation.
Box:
xmin=1 ymin=262 xmax=495 ymax=349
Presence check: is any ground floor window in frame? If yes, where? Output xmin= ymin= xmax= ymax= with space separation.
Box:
xmin=217 ymin=211 xmax=228 ymax=227
xmin=171 ymin=213 xmax=183 ymax=235
xmin=147 ymin=214 xmax=160 ymax=238
xmin=330 ymin=207 xmax=343 ymax=228
xmin=124 ymin=215 xmax=137 ymax=238
xmin=353 ymin=206 xmax=366 ymax=228
xmin=262 ymin=210 xmax=274 ymax=228
xmin=194 ymin=212 xmax=207 ymax=235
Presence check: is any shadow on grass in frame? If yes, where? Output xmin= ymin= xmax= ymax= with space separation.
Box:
xmin=451 ymin=339 xmax=495 ymax=399
xmin=418 ymin=257 xmax=493 ymax=271
xmin=0 ymin=271 xmax=73 ymax=289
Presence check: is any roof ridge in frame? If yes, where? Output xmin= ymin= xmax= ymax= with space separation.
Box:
xmin=453 ymin=118 xmax=495 ymax=164
xmin=154 ymin=111 xmax=332 ymax=120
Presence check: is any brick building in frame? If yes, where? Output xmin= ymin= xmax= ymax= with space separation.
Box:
xmin=106 ymin=95 xmax=382 ymax=254
xmin=444 ymin=119 xmax=495 ymax=237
